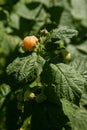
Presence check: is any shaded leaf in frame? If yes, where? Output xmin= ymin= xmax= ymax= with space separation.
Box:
xmin=42 ymin=63 xmax=84 ymax=105
xmin=0 ymin=84 xmax=10 ymax=108
xmin=49 ymin=6 xmax=63 ymax=23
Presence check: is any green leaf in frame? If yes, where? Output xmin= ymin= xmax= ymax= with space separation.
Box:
xmin=0 ymin=32 xmax=20 ymax=56
xmin=20 ymin=0 xmax=50 ymax=7
xmin=9 ymin=13 xmax=20 ymax=30
xmin=69 ymin=55 xmax=87 ymax=92
xmin=0 ymin=7 xmax=8 ymax=21
xmin=29 ymin=21 xmax=45 ymax=35
xmin=49 ymin=26 xmax=78 ymax=40
xmin=42 ymin=63 xmax=84 ymax=105
xmin=59 ymin=10 xmax=74 ymax=27
xmin=29 ymin=7 xmax=49 ymax=34
xmin=7 ymin=53 xmax=45 ymax=84
xmin=49 ymin=6 xmax=63 ymax=23
xmin=71 ymin=0 xmax=87 ymax=20
xmin=62 ymin=99 xmax=87 ymax=130
xmin=0 ymin=84 xmax=10 ymax=108
xmin=0 ymin=57 xmax=6 ymax=75
xmin=61 ymin=99 xmax=87 ymax=130
xmin=66 ymin=44 xmax=80 ymax=59
xmin=14 ymin=2 xmax=43 ymax=20
xmin=0 ymin=32 xmax=20 ymax=74
xmin=76 ymin=40 xmax=87 ymax=54
xmin=20 ymin=116 xmax=31 ymax=130
xmin=71 ymin=108 xmax=87 ymax=130
xmin=81 ymin=18 xmax=87 ymax=27
xmin=80 ymin=92 xmax=87 ymax=107
xmin=70 ymin=55 xmax=87 ymax=75
xmin=61 ymin=98 xmax=78 ymax=121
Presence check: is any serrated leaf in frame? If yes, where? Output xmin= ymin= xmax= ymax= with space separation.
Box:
xmin=80 ymin=92 xmax=87 ymax=107
xmin=7 ymin=53 xmax=45 ymax=84
xmin=70 ymin=55 xmax=87 ymax=74
xmin=50 ymin=26 xmax=78 ymax=40
xmin=69 ymin=55 xmax=87 ymax=92
xmin=42 ymin=63 xmax=84 ymax=105
xmin=0 ymin=84 xmax=10 ymax=108
xmin=61 ymin=98 xmax=78 ymax=120
xmin=61 ymin=99 xmax=87 ymax=130
xmin=71 ymin=109 xmax=87 ymax=130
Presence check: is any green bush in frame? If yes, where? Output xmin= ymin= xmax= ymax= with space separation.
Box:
xmin=0 ymin=0 xmax=87 ymax=130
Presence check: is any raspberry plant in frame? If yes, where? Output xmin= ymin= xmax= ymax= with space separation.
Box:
xmin=1 ymin=0 xmax=87 ymax=130
xmin=6 ymin=27 xmax=86 ymax=130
